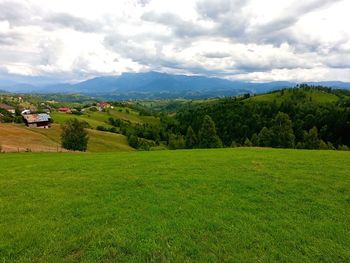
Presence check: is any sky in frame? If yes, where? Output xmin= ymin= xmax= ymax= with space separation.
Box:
xmin=0 ymin=0 xmax=350 ymax=84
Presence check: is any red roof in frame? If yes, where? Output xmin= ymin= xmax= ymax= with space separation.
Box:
xmin=0 ymin=103 xmax=15 ymax=110
xmin=58 ymin=108 xmax=71 ymax=112
xmin=97 ymin=102 xmax=111 ymax=108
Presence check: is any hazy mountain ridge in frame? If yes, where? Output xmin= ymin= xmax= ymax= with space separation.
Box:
xmin=1 ymin=72 xmax=350 ymax=99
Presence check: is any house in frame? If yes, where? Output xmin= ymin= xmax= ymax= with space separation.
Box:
xmin=58 ymin=107 xmax=71 ymax=113
xmin=22 ymin=113 xmax=51 ymax=128
xmin=97 ymin=102 xmax=111 ymax=111
xmin=21 ymin=109 xmax=31 ymax=115
xmin=0 ymin=103 xmax=15 ymax=114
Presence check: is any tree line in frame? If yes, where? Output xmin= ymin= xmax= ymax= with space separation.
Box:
xmin=174 ymin=87 xmax=350 ymax=150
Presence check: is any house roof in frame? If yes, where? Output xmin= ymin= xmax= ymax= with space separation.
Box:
xmin=97 ymin=102 xmax=110 ymax=107
xmin=58 ymin=107 xmax=71 ymax=111
xmin=23 ymin=113 xmax=51 ymax=123
xmin=0 ymin=103 xmax=15 ymax=110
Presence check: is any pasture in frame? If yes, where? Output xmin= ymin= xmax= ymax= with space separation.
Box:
xmin=0 ymin=148 xmax=349 ymax=262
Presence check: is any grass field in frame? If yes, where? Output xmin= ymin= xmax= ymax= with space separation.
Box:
xmin=0 ymin=148 xmax=349 ymax=262
xmin=0 ymin=124 xmax=133 ymax=152
xmin=51 ymin=109 xmax=159 ymax=129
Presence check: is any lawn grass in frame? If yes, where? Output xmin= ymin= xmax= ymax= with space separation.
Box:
xmin=0 ymin=148 xmax=349 ymax=262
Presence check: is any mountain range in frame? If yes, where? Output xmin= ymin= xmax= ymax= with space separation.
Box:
xmin=1 ymin=71 xmax=350 ymax=100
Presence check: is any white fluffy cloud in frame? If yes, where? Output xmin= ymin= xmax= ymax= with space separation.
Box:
xmin=0 ymin=0 xmax=349 ymax=83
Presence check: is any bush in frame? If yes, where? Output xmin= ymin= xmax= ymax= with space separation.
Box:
xmin=327 ymin=142 xmax=335 ymax=150
xmin=127 ymin=134 xmax=140 ymax=149
xmin=96 ymin=126 xmax=107 ymax=131
xmin=244 ymin=138 xmax=253 ymax=147
xmin=168 ymin=134 xmax=185 ymax=150
xmin=319 ymin=140 xmax=329 ymax=150
xmin=230 ymin=141 xmax=238 ymax=148
xmin=338 ymin=145 xmax=349 ymax=151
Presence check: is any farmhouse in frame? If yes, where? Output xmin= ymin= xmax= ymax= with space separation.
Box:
xmin=23 ymin=113 xmax=51 ymax=128
xmin=97 ymin=102 xmax=111 ymax=111
xmin=0 ymin=103 xmax=15 ymax=114
xmin=58 ymin=107 xmax=71 ymax=113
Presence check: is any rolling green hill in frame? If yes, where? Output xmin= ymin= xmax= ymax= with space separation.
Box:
xmin=51 ymin=108 xmax=159 ymax=128
xmin=0 ymin=124 xmax=133 ymax=152
xmin=249 ymin=88 xmax=340 ymax=104
xmin=0 ymin=148 xmax=349 ymax=262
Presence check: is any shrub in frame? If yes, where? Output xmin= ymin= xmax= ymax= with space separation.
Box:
xmin=96 ymin=126 xmax=107 ymax=131
xmin=319 ymin=140 xmax=329 ymax=150
xmin=127 ymin=134 xmax=140 ymax=149
xmin=338 ymin=145 xmax=349 ymax=151
xmin=244 ymin=138 xmax=253 ymax=147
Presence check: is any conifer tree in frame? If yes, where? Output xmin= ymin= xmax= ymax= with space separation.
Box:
xmin=271 ymin=112 xmax=295 ymax=148
xmin=185 ymin=126 xmax=197 ymax=149
xmin=198 ymin=115 xmax=222 ymax=148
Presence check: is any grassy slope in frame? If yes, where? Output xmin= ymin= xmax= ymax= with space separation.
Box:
xmin=0 ymin=148 xmax=349 ymax=262
xmin=0 ymin=124 xmax=133 ymax=152
xmin=51 ymin=109 xmax=159 ymax=129
xmin=249 ymin=89 xmax=339 ymax=104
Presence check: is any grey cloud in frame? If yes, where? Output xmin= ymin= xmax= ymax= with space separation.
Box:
xmin=256 ymin=0 xmax=342 ymax=36
xmin=0 ymin=1 xmax=30 ymax=24
xmin=45 ymin=13 xmax=101 ymax=33
xmin=196 ymin=0 xmax=247 ymax=20
xmin=203 ymin=52 xmax=231 ymax=58
xmin=142 ymin=11 xmax=209 ymax=37
xmin=136 ymin=0 xmax=151 ymax=7
xmin=0 ymin=32 xmax=24 ymax=45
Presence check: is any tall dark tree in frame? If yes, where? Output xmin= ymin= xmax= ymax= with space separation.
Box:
xmin=271 ymin=112 xmax=295 ymax=148
xmin=251 ymin=133 xmax=259 ymax=146
xmin=168 ymin=134 xmax=185 ymax=150
xmin=61 ymin=118 xmax=89 ymax=151
xmin=304 ymin=127 xmax=320 ymax=149
xmin=258 ymin=127 xmax=273 ymax=147
xmin=185 ymin=126 xmax=197 ymax=149
xmin=198 ymin=115 xmax=222 ymax=148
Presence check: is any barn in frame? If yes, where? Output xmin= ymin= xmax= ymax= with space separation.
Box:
xmin=0 ymin=103 xmax=15 ymax=114
xmin=23 ymin=113 xmax=51 ymax=128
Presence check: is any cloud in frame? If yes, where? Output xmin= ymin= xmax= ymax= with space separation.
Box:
xmin=44 ymin=13 xmax=101 ymax=32
xmin=0 ymin=0 xmax=349 ymax=83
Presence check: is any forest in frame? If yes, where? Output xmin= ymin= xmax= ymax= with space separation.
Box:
xmin=119 ymin=85 xmax=350 ymax=150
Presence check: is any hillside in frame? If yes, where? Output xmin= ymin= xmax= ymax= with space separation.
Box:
xmin=0 ymin=148 xmax=349 ymax=262
xmin=51 ymin=108 xmax=159 ymax=128
xmin=249 ymin=88 xmax=340 ymax=104
xmin=0 ymin=124 xmax=133 ymax=152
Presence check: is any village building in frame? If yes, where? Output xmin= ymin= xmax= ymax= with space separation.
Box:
xmin=58 ymin=107 xmax=72 ymax=113
xmin=0 ymin=103 xmax=16 ymax=114
xmin=21 ymin=109 xmax=31 ymax=115
xmin=97 ymin=102 xmax=111 ymax=111
xmin=22 ymin=113 xmax=51 ymax=128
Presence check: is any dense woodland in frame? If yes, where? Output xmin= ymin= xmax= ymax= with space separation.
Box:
xmin=117 ymin=86 xmax=349 ymax=150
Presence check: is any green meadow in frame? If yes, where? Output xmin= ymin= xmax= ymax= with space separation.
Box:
xmin=249 ymin=89 xmax=339 ymax=104
xmin=0 ymin=148 xmax=349 ymax=262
